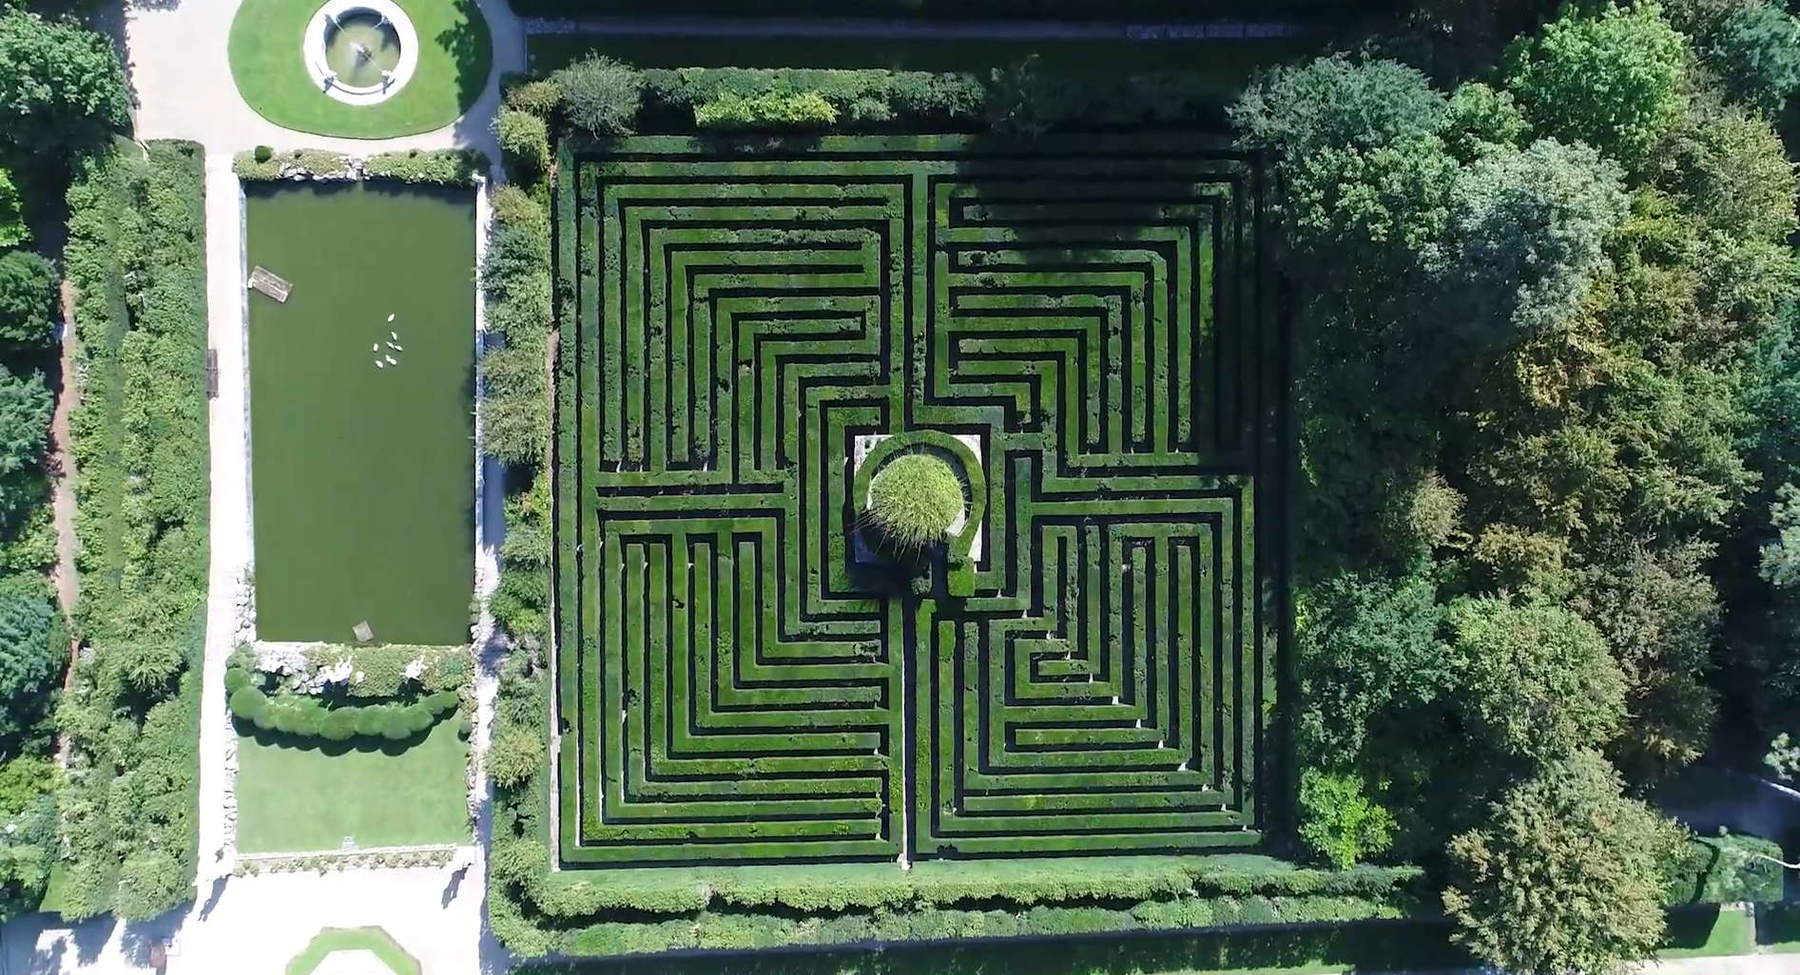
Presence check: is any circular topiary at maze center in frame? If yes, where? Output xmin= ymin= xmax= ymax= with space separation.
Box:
xmin=867 ymin=452 xmax=965 ymax=551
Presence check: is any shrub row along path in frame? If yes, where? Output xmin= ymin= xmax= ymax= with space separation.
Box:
xmin=0 ymin=0 xmax=521 ymax=972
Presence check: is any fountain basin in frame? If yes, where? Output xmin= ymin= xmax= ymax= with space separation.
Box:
xmin=304 ymin=0 xmax=419 ymax=104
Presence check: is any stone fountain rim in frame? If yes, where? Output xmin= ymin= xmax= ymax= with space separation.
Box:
xmin=303 ymin=0 xmax=420 ymax=105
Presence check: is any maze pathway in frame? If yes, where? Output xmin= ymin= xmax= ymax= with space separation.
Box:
xmin=553 ymin=135 xmax=1285 ymax=868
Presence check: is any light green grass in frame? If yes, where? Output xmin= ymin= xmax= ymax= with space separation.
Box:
xmin=289 ymin=926 xmax=421 ymax=975
xmin=1660 ymin=905 xmax=1755 ymax=959
xmin=236 ymin=716 xmax=469 ymax=853
xmin=246 ymin=183 xmax=475 ymax=644
xmin=229 ymin=0 xmax=491 ymax=138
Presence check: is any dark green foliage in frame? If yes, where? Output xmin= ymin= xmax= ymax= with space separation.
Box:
xmin=1232 ymin=55 xmax=1445 ymax=159
xmin=0 ymin=250 xmax=58 ymax=349
xmin=1687 ymin=0 xmax=1800 ymax=115
xmin=1447 ymin=595 xmax=1626 ymax=767
xmin=1295 ymin=568 xmax=1448 ymax=767
xmin=0 ymin=363 xmax=52 ymax=549
xmin=0 ymin=9 xmax=130 ymax=153
xmin=58 ymin=142 xmax=208 ymax=921
xmin=0 ymin=173 xmax=22 ymax=249
xmin=1444 ymin=751 xmax=1686 ymax=975
xmin=0 ymin=572 xmax=55 ymax=748
xmin=555 ymin=55 xmax=641 ymax=135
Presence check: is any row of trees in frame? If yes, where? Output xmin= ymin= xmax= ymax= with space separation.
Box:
xmin=0 ymin=1 xmax=134 ymax=919
xmin=1245 ymin=1 xmax=1800 ymax=971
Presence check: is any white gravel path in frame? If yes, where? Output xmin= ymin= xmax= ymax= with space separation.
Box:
xmin=0 ymin=0 xmax=522 ymax=971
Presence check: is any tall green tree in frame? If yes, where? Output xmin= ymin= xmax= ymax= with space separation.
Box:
xmin=0 ymin=250 xmax=56 ymax=349
xmin=1443 ymin=750 xmax=1686 ymax=975
xmin=0 ymin=572 xmax=56 ymax=748
xmin=1501 ymin=3 xmax=1688 ymax=169
xmin=0 ymin=9 xmax=130 ymax=152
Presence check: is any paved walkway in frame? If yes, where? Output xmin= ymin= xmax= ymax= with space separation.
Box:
xmin=0 ymin=0 xmax=522 ymax=971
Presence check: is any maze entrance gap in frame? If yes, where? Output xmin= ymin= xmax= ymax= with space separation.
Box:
xmin=552 ymin=135 xmax=1287 ymax=871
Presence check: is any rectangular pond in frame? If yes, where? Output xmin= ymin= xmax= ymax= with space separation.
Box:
xmin=245 ymin=181 xmax=476 ymax=645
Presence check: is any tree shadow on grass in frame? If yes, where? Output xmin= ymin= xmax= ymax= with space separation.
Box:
xmin=436 ymin=0 xmax=495 ymax=113
xmin=234 ymin=716 xmax=437 ymax=757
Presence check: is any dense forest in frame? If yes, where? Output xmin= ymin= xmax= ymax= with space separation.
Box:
xmin=1241 ymin=1 xmax=1800 ymax=971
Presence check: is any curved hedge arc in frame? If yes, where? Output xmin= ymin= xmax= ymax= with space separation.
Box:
xmin=553 ymin=134 xmax=1284 ymax=870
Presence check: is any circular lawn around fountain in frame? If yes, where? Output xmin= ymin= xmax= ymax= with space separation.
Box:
xmin=229 ymin=0 xmax=492 ymax=138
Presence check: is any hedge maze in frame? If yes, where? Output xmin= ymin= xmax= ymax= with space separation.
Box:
xmin=554 ymin=135 xmax=1284 ymax=870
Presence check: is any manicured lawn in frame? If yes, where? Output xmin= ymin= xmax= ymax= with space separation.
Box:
xmin=1661 ymin=905 xmax=1755 ymax=959
xmin=229 ymin=0 xmax=491 ymax=138
xmin=246 ymin=183 xmax=475 ymax=645
xmin=235 ymin=712 xmax=470 ymax=853
xmin=289 ymin=926 xmax=422 ymax=975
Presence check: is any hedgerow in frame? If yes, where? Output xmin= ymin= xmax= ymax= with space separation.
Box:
xmin=58 ymin=140 xmax=208 ymax=920
xmin=240 ymin=643 xmax=470 ymax=698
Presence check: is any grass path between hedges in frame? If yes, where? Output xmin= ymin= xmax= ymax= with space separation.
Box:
xmin=235 ymin=717 xmax=469 ymax=853
xmin=229 ymin=0 xmax=492 ymax=138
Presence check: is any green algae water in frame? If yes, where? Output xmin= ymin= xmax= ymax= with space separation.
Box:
xmin=246 ymin=181 xmax=475 ymax=644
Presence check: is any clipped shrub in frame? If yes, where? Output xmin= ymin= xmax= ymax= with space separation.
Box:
xmin=489 ymin=727 xmax=546 ymax=788
xmin=353 ymin=705 xmax=389 ymax=737
xmin=556 ymin=55 xmax=641 ymax=135
xmin=694 ymin=90 xmax=837 ymax=129
xmin=222 ymin=666 xmax=251 ymax=695
xmin=505 ymin=78 xmax=564 ymax=118
xmin=228 ymin=685 xmax=269 ymax=723
xmin=320 ymin=707 xmax=358 ymax=742
xmin=252 ymin=145 xmax=273 ymax=162
xmin=496 ymin=108 xmax=550 ymax=179
xmin=867 ymin=453 xmax=963 ymax=549
xmin=363 ymin=148 xmax=486 ymax=186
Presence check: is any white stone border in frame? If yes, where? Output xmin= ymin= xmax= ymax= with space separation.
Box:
xmin=304 ymin=0 xmax=420 ymax=106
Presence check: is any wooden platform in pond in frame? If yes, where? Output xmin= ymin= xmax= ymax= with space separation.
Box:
xmin=248 ymin=266 xmax=291 ymax=302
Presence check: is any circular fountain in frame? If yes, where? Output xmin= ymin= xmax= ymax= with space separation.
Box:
xmin=305 ymin=0 xmax=419 ymax=105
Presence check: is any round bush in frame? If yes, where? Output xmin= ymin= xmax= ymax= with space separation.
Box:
xmin=353 ymin=705 xmax=389 ymax=737
xmin=252 ymin=144 xmax=273 ymax=163
xmin=428 ymin=690 xmax=461 ymax=715
xmin=495 ymin=108 xmax=550 ymax=177
xmin=488 ymin=727 xmax=545 ymax=788
xmin=286 ymin=699 xmax=325 ymax=737
xmin=228 ymin=685 xmax=268 ymax=722
xmin=867 ymin=452 xmax=964 ymax=550
xmin=555 ymin=54 xmax=641 ymax=135
xmin=223 ymin=666 xmax=251 ymax=695
xmin=320 ymin=707 xmax=358 ymax=742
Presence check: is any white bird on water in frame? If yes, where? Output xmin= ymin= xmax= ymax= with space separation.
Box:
xmin=385 ymin=354 xmax=398 ymax=365
xmin=385 ymin=341 xmax=401 ymax=351
xmin=390 ymin=330 xmax=398 ymax=340
xmin=371 ymin=343 xmax=379 ymax=352
xmin=386 ymin=314 xmax=396 ymax=323
xmin=375 ymin=360 xmax=386 ymax=369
